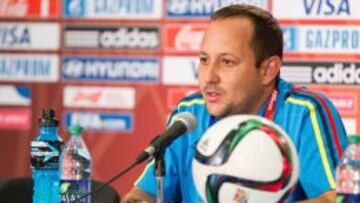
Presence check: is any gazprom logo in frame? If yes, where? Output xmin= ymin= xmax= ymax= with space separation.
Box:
xmin=0 ymin=54 xmax=59 ymax=82
xmin=64 ymin=0 xmax=85 ymax=17
xmin=282 ymin=26 xmax=298 ymax=51
xmin=64 ymin=0 xmax=162 ymax=19
xmin=167 ymin=0 xmax=268 ymax=17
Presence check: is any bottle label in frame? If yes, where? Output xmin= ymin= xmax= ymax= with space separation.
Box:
xmin=60 ymin=179 xmax=90 ymax=203
xmin=31 ymin=140 xmax=63 ymax=169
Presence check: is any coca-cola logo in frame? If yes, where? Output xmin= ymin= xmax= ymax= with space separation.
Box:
xmin=0 ymin=0 xmax=58 ymax=17
xmin=175 ymin=25 xmax=205 ymax=51
xmin=328 ymin=95 xmax=356 ymax=112
xmin=0 ymin=0 xmax=27 ymax=16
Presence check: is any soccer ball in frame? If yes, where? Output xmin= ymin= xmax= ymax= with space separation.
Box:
xmin=192 ymin=115 xmax=299 ymax=203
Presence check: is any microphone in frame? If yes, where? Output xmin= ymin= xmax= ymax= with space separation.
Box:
xmin=135 ymin=112 xmax=196 ymax=164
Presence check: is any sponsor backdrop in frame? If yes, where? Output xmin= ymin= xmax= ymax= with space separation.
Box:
xmin=0 ymin=0 xmax=359 ymax=198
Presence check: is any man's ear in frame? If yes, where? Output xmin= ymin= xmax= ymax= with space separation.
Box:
xmin=260 ymin=56 xmax=281 ymax=86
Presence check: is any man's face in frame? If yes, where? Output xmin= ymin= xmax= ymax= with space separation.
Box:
xmin=198 ymin=17 xmax=266 ymax=118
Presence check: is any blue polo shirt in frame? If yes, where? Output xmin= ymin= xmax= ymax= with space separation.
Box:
xmin=135 ymin=79 xmax=347 ymax=202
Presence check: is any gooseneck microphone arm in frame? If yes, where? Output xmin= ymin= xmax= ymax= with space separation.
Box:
xmin=72 ymin=112 xmax=196 ymax=203
xmin=154 ymin=146 xmax=166 ymax=203
xmin=135 ymin=112 xmax=196 ymax=164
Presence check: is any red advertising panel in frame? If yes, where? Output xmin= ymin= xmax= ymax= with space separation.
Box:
xmin=0 ymin=0 xmax=59 ymax=18
xmin=0 ymin=108 xmax=31 ymax=130
xmin=164 ymin=23 xmax=207 ymax=53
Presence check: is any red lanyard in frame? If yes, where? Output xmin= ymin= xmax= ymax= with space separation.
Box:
xmin=264 ymin=88 xmax=278 ymax=121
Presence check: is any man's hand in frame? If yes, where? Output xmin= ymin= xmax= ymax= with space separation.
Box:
xmin=122 ymin=187 xmax=156 ymax=203
xmin=297 ymin=190 xmax=336 ymax=203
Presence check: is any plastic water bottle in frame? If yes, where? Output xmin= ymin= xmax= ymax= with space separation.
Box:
xmin=336 ymin=135 xmax=360 ymax=203
xmin=60 ymin=125 xmax=92 ymax=203
xmin=30 ymin=108 xmax=63 ymax=203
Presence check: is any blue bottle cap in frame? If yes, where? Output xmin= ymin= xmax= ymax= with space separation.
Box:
xmin=39 ymin=108 xmax=59 ymax=127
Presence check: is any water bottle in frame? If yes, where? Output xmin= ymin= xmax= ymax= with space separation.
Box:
xmin=30 ymin=108 xmax=63 ymax=203
xmin=336 ymin=135 xmax=360 ymax=203
xmin=60 ymin=125 xmax=92 ymax=203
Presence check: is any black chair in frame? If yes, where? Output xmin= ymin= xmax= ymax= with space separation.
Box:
xmin=0 ymin=177 xmax=120 ymax=203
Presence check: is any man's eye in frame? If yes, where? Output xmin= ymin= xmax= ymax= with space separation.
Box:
xmin=199 ymin=57 xmax=208 ymax=64
xmin=222 ymin=59 xmax=234 ymax=66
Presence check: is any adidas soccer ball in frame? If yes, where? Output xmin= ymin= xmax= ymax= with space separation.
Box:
xmin=192 ymin=115 xmax=299 ymax=203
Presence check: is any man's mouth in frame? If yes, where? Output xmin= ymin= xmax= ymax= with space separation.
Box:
xmin=205 ymin=90 xmax=221 ymax=102
xmin=202 ymin=84 xmax=224 ymax=103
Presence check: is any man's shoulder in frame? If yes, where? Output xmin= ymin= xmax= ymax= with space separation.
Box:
xmin=171 ymin=92 xmax=213 ymax=129
xmin=284 ymin=86 xmax=336 ymax=113
xmin=176 ymin=91 xmax=206 ymax=110
xmin=277 ymin=79 xmax=334 ymax=112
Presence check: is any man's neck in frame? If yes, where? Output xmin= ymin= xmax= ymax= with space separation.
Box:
xmin=251 ymin=82 xmax=277 ymax=115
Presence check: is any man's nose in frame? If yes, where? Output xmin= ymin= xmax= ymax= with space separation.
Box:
xmin=205 ymin=62 xmax=220 ymax=84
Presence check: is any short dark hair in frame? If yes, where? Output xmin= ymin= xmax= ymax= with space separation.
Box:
xmin=211 ymin=4 xmax=283 ymax=67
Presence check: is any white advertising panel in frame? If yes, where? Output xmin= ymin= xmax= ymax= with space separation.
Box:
xmin=63 ymin=86 xmax=135 ymax=109
xmin=0 ymin=85 xmax=31 ymax=106
xmin=162 ymin=56 xmax=199 ymax=85
xmin=273 ymin=0 xmax=360 ymax=20
xmin=343 ymin=118 xmax=356 ymax=135
xmin=0 ymin=54 xmax=59 ymax=82
xmin=283 ymin=24 xmax=360 ymax=54
xmin=0 ymin=22 xmax=60 ymax=50
xmin=63 ymin=0 xmax=162 ymax=19
xmin=167 ymin=0 xmax=268 ymax=18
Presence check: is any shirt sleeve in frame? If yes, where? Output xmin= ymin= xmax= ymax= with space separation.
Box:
xmin=296 ymin=97 xmax=347 ymax=198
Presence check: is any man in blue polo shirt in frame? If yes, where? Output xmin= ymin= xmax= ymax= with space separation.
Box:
xmin=123 ymin=4 xmax=347 ymax=203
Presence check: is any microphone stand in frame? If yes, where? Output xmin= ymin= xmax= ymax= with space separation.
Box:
xmin=154 ymin=145 xmax=166 ymax=203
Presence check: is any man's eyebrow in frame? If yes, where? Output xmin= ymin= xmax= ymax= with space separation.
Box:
xmin=198 ymin=52 xmax=236 ymax=58
xmin=219 ymin=53 xmax=233 ymax=57
xmin=199 ymin=51 xmax=208 ymax=56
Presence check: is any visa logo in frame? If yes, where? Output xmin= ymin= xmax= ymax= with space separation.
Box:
xmin=304 ymin=0 xmax=350 ymax=15
xmin=162 ymin=56 xmax=199 ymax=85
xmin=0 ymin=25 xmax=30 ymax=46
xmin=191 ymin=59 xmax=199 ymax=79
